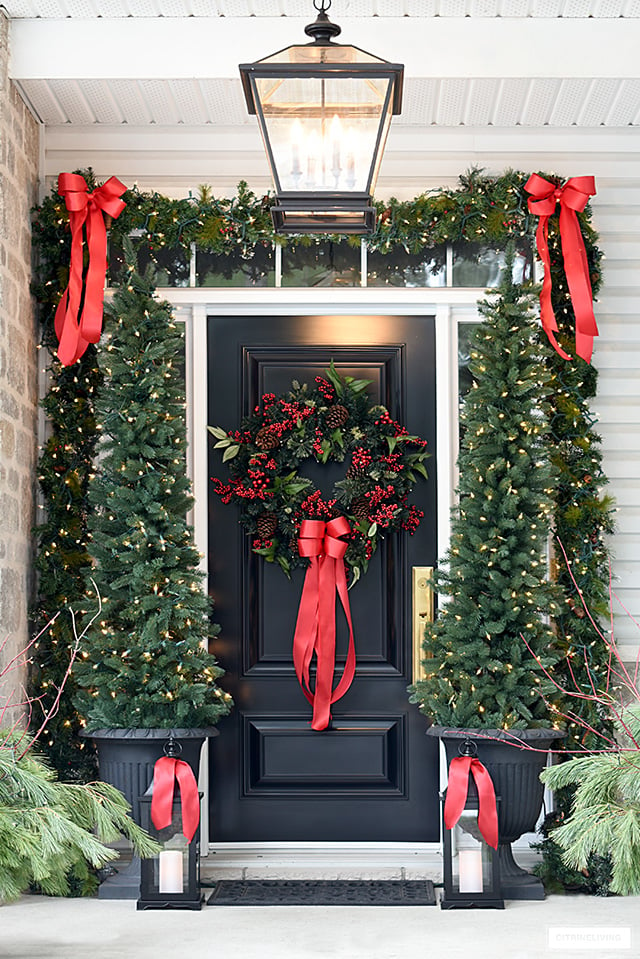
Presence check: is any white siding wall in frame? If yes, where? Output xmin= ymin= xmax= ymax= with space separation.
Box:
xmin=44 ymin=124 xmax=640 ymax=657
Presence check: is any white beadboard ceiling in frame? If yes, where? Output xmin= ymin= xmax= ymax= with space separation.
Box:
xmin=4 ymin=1 xmax=640 ymax=17
xmin=8 ymin=2 xmax=640 ymax=130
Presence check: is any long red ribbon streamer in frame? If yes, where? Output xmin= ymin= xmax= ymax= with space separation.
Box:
xmin=444 ymin=755 xmax=499 ymax=849
xmin=524 ymin=173 xmax=598 ymax=364
xmin=55 ymin=172 xmax=127 ymax=366
xmin=292 ymin=517 xmax=357 ymax=731
xmin=151 ymin=756 xmax=200 ymax=843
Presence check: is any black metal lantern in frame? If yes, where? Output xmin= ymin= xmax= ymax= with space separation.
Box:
xmin=441 ymin=788 xmax=504 ymax=910
xmin=239 ymin=0 xmax=403 ymax=234
xmin=137 ymin=739 xmax=203 ymax=911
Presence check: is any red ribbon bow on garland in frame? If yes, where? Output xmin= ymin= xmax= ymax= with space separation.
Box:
xmin=444 ymin=755 xmax=499 ymax=849
xmin=151 ymin=756 xmax=200 ymax=843
xmin=524 ymin=173 xmax=598 ymax=364
xmin=55 ymin=172 xmax=127 ymax=366
xmin=292 ymin=517 xmax=357 ymax=731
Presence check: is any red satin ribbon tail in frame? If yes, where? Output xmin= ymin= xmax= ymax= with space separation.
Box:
xmin=470 ymin=760 xmax=499 ymax=850
xmin=444 ymin=756 xmax=499 ymax=850
xmin=151 ymin=756 xmax=200 ymax=843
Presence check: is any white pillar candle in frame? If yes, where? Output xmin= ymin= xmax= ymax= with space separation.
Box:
xmin=158 ymin=849 xmax=184 ymax=894
xmin=458 ymin=848 xmax=483 ymax=894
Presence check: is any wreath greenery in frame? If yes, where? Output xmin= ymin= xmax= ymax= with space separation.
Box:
xmin=210 ymin=363 xmax=428 ymax=583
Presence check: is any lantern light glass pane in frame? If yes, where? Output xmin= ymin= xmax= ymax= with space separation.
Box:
xmin=255 ymin=75 xmax=393 ymax=193
xmin=258 ymin=44 xmax=386 ymax=66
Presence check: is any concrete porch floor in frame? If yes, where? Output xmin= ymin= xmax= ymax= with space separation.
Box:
xmin=2 ymin=889 xmax=638 ymax=959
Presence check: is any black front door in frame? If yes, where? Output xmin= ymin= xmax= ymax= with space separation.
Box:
xmin=208 ymin=314 xmax=438 ymax=842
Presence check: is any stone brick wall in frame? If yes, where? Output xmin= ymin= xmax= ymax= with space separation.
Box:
xmin=0 ymin=11 xmax=40 ymax=718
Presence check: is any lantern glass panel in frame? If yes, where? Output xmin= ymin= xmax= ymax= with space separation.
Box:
xmin=253 ymin=75 xmax=393 ymax=195
xmin=451 ymin=809 xmax=494 ymax=895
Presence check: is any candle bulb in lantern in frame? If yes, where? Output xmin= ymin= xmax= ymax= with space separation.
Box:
xmin=158 ymin=849 xmax=184 ymax=894
xmin=345 ymin=127 xmax=357 ymax=189
xmin=290 ymin=119 xmax=303 ymax=180
xmin=330 ymin=114 xmax=342 ymax=183
xmin=306 ymin=130 xmax=319 ymax=186
xmin=458 ymin=848 xmax=483 ymax=894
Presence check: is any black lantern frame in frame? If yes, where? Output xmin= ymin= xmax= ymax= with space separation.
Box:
xmin=441 ymin=787 xmax=504 ymax=910
xmin=239 ymin=0 xmax=403 ymax=234
xmin=137 ymin=739 xmax=203 ymax=911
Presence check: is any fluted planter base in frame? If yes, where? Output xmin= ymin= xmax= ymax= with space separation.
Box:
xmin=428 ymin=726 xmax=564 ymax=901
xmin=84 ymin=727 xmax=216 ymax=900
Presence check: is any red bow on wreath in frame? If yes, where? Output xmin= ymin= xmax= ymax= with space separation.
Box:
xmin=55 ymin=172 xmax=127 ymax=366
xmin=292 ymin=517 xmax=357 ymax=731
xmin=524 ymin=174 xmax=598 ymax=364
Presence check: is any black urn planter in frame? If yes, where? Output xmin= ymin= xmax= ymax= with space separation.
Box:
xmin=428 ymin=725 xmax=564 ymax=901
xmin=85 ymin=727 xmax=216 ymax=900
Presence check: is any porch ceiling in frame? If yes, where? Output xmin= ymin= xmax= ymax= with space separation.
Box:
xmin=7 ymin=1 xmax=640 ymax=130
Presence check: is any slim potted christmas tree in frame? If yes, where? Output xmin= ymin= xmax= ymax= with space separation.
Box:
xmin=73 ymin=260 xmax=231 ymax=895
xmin=410 ymin=250 xmax=564 ymax=900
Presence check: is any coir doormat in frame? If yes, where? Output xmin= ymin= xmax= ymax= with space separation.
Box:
xmin=207 ymin=879 xmax=436 ymax=906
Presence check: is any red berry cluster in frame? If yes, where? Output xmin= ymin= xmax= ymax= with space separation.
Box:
xmin=351 ymin=447 xmax=372 ymax=471
xmin=374 ymin=409 xmax=408 ymax=438
xmin=312 ymin=429 xmax=325 ymax=458
xmin=315 ymin=376 xmax=336 ymax=401
xmin=299 ymin=489 xmax=336 ymax=520
xmin=401 ymin=503 xmax=424 ymax=534
xmin=365 ymin=484 xmax=401 ymax=528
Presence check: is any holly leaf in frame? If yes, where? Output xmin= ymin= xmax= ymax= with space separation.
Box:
xmin=208 ymin=425 xmax=229 ymax=440
xmin=349 ymin=566 xmax=361 ymax=589
xmin=343 ymin=377 xmax=371 ymax=395
xmin=386 ymin=435 xmax=397 ymax=454
xmin=222 ymin=444 xmax=240 ymax=462
xmin=213 ymin=439 xmax=231 ymax=449
xmin=284 ymin=479 xmax=312 ymax=495
xmin=367 ymin=522 xmax=377 ymax=537
xmin=412 ymin=460 xmax=428 ymax=479
xmin=325 ymin=360 xmax=343 ymax=393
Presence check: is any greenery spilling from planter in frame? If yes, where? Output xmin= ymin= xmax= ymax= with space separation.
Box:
xmin=31 ymin=169 xmax=613 ymax=891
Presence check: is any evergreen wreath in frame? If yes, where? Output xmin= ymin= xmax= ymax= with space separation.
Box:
xmin=210 ymin=362 xmax=429 ymax=582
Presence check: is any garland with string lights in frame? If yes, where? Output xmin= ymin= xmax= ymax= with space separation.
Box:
xmin=30 ymin=171 xmax=611 ymax=771
xmin=30 ymin=170 xmax=102 ymax=780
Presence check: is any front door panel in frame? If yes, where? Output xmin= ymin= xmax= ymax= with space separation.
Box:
xmin=208 ymin=315 xmax=438 ymax=841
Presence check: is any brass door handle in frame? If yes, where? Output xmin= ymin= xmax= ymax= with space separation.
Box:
xmin=412 ymin=566 xmax=434 ymax=684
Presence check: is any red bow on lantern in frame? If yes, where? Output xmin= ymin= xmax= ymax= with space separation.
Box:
xmin=444 ymin=755 xmax=499 ymax=849
xmin=524 ymin=174 xmax=598 ymax=364
xmin=151 ymin=756 xmax=200 ymax=843
xmin=292 ymin=517 xmax=357 ymax=731
xmin=55 ymin=172 xmax=127 ymax=366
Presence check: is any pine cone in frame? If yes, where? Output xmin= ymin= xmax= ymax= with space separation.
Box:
xmin=325 ymin=404 xmax=349 ymax=429
xmin=257 ymin=512 xmax=278 ymax=538
xmin=255 ymin=426 xmax=279 ymax=450
xmin=351 ymin=496 xmax=369 ymax=521
xmin=346 ymin=461 xmax=367 ymax=479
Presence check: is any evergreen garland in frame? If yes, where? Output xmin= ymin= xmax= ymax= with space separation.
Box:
xmin=409 ymin=249 xmax=562 ymax=729
xmin=72 ymin=257 xmax=232 ymax=730
xmin=30 ymin=170 xmax=102 ymax=780
xmin=544 ymin=210 xmax=615 ymax=750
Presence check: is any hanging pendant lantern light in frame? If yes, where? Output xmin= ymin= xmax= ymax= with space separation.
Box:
xmin=239 ymin=0 xmax=403 ymax=234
